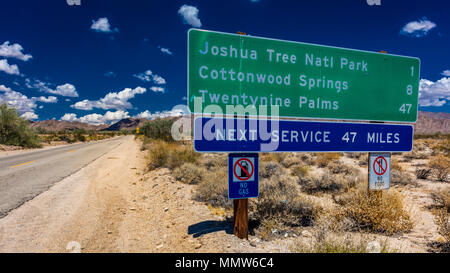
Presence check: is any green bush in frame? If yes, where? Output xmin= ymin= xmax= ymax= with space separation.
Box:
xmin=141 ymin=118 xmax=175 ymax=142
xmin=0 ymin=104 xmax=42 ymax=148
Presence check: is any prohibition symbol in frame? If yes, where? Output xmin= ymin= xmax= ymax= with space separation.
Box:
xmin=233 ymin=158 xmax=254 ymax=181
xmin=373 ymin=156 xmax=388 ymax=175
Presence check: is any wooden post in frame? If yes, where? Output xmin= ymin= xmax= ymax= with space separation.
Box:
xmin=233 ymin=199 xmax=248 ymax=239
xmin=232 ymin=31 xmax=249 ymax=240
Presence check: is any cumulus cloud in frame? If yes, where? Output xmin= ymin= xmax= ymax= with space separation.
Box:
xmin=21 ymin=112 xmax=38 ymax=120
xmin=0 ymin=59 xmax=20 ymax=75
xmin=401 ymin=17 xmax=436 ymax=37
xmin=91 ymin=17 xmax=118 ymax=33
xmin=71 ymin=86 xmax=146 ymax=111
xmin=0 ymin=85 xmax=57 ymax=118
xmin=134 ymin=105 xmax=189 ymax=120
xmin=441 ymin=70 xmax=450 ymax=77
xmin=178 ymin=5 xmax=202 ymax=28
xmin=0 ymin=41 xmax=32 ymax=61
xmin=419 ymin=77 xmax=450 ymax=107
xmin=25 ymin=79 xmax=79 ymax=97
xmin=133 ymin=70 xmax=166 ymax=84
xmin=61 ymin=110 xmax=130 ymax=125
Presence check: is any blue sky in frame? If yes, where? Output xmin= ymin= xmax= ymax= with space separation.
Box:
xmin=0 ymin=0 xmax=449 ymax=124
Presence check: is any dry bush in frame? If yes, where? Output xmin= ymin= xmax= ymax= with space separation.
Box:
xmin=435 ymin=209 xmax=450 ymax=248
xmin=391 ymin=158 xmax=403 ymax=171
xmin=431 ymin=187 xmax=450 ymax=212
xmin=345 ymin=152 xmax=364 ymax=159
xmin=173 ymin=163 xmax=205 ymax=184
xmin=252 ymin=175 xmax=319 ymax=227
xmin=201 ymin=154 xmax=227 ymax=170
xmin=292 ymin=165 xmax=310 ymax=178
xmin=300 ymin=153 xmax=316 ymax=166
xmin=260 ymin=153 xmax=286 ymax=163
xmin=281 ymin=155 xmax=300 ymax=168
xmin=147 ymin=140 xmax=200 ymax=171
xmin=194 ymin=169 xmax=231 ymax=208
xmin=259 ymin=161 xmax=284 ymax=178
xmin=358 ymin=154 xmax=368 ymax=166
xmin=336 ymin=188 xmax=413 ymax=235
xmin=415 ymin=168 xmax=432 ymax=180
xmin=327 ymin=161 xmax=361 ymax=176
xmin=391 ymin=170 xmax=417 ymax=187
xmin=428 ymin=155 xmax=450 ymax=182
xmin=316 ymin=153 xmax=341 ymax=168
xmin=299 ymin=171 xmax=358 ymax=194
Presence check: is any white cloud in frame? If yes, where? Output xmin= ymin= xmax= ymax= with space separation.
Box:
xmin=133 ymin=70 xmax=166 ymax=84
xmin=61 ymin=110 xmax=130 ymax=125
xmin=401 ymin=18 xmax=436 ymax=37
xmin=25 ymin=79 xmax=79 ymax=97
xmin=419 ymin=77 xmax=450 ymax=107
xmin=71 ymin=86 xmax=146 ymax=111
xmin=47 ymin=83 xmax=79 ymax=97
xmin=0 ymin=59 xmax=20 ymax=75
xmin=159 ymin=47 xmax=173 ymax=55
xmin=441 ymin=70 xmax=450 ymax=77
xmin=135 ymin=110 xmax=152 ymax=119
xmin=0 ymin=85 xmax=60 ymax=117
xmin=150 ymin=86 xmax=165 ymax=93
xmin=0 ymin=41 xmax=32 ymax=61
xmin=21 ymin=112 xmax=38 ymax=120
xmin=91 ymin=17 xmax=118 ymax=33
xmin=178 ymin=5 xmax=202 ymax=28
xmin=134 ymin=105 xmax=189 ymax=120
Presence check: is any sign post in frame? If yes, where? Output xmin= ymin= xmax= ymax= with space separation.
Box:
xmin=228 ymin=153 xmax=259 ymax=239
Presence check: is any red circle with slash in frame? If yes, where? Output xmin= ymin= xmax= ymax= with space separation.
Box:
xmin=373 ymin=156 xmax=388 ymax=175
xmin=233 ymin=158 xmax=254 ymax=181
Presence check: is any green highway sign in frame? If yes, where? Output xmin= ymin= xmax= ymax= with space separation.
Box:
xmin=188 ymin=29 xmax=420 ymax=122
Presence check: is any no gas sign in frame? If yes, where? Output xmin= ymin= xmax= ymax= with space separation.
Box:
xmin=369 ymin=153 xmax=391 ymax=190
xmin=228 ymin=154 xmax=259 ymax=199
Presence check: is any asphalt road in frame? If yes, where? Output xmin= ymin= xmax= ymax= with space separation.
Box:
xmin=0 ymin=136 xmax=126 ymax=218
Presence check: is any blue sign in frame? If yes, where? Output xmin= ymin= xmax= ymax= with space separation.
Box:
xmin=194 ymin=117 xmax=413 ymax=152
xmin=228 ymin=153 xmax=259 ymax=199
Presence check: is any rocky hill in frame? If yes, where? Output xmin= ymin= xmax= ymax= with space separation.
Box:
xmin=29 ymin=119 xmax=109 ymax=132
xmin=104 ymin=118 xmax=149 ymax=131
xmin=414 ymin=111 xmax=450 ymax=134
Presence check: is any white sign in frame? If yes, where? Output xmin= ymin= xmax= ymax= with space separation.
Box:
xmin=369 ymin=153 xmax=391 ymax=190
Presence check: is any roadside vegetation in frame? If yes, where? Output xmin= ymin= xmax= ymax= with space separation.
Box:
xmin=139 ymin=123 xmax=449 ymax=252
xmin=0 ymin=103 xmax=42 ymax=148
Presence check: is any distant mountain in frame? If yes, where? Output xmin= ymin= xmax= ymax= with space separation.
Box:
xmin=104 ymin=118 xmax=149 ymax=131
xmin=29 ymin=119 xmax=109 ymax=132
xmin=414 ymin=111 xmax=450 ymax=134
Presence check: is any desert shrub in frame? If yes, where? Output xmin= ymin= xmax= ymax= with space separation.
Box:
xmin=252 ymin=175 xmax=318 ymax=227
xmin=428 ymin=155 xmax=450 ymax=182
xmin=300 ymin=153 xmax=315 ymax=165
xmin=141 ymin=118 xmax=175 ymax=142
xmin=415 ymin=168 xmax=432 ymax=179
xmin=358 ymin=154 xmax=368 ymax=166
xmin=201 ymin=155 xmax=227 ymax=170
xmin=391 ymin=158 xmax=403 ymax=171
xmin=173 ymin=163 xmax=205 ymax=184
xmin=260 ymin=153 xmax=285 ymax=163
xmin=345 ymin=152 xmax=364 ymax=159
xmin=431 ymin=187 xmax=450 ymax=212
xmin=391 ymin=170 xmax=417 ymax=187
xmin=316 ymin=153 xmax=340 ymax=167
xmin=327 ymin=161 xmax=360 ymax=176
xmin=435 ymin=209 xmax=450 ymax=249
xmin=148 ymin=140 xmax=171 ymax=170
xmin=299 ymin=171 xmax=355 ymax=194
xmin=281 ymin=155 xmax=300 ymax=168
xmin=292 ymin=165 xmax=310 ymax=178
xmin=336 ymin=188 xmax=413 ymax=235
xmin=166 ymin=144 xmax=199 ymax=170
xmin=0 ymin=104 xmax=42 ymax=148
xmin=194 ymin=169 xmax=231 ymax=208
xmin=259 ymin=161 xmax=284 ymax=178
